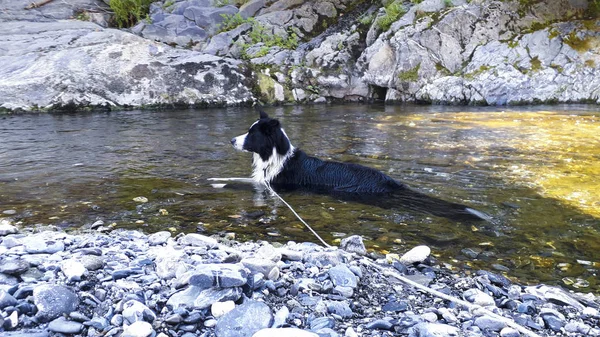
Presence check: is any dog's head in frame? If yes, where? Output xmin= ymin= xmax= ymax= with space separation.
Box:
xmin=231 ymin=108 xmax=292 ymax=162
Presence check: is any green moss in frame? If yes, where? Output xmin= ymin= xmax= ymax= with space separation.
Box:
xmin=530 ymin=56 xmax=542 ymax=72
xmin=109 ymin=0 xmax=155 ymax=28
xmin=548 ymin=27 xmax=560 ymax=39
xmin=443 ymin=0 xmax=453 ymax=8
xmin=464 ymin=65 xmax=492 ymax=80
xmin=376 ymin=1 xmax=406 ymax=31
xmin=411 ymin=0 xmax=423 ymax=3
xmin=564 ymin=31 xmax=592 ymax=52
xmin=550 ymin=64 xmax=564 ymax=73
xmin=435 ymin=62 xmax=451 ymax=76
xmin=397 ymin=63 xmax=421 ymax=82
xmin=585 ymin=59 xmax=596 ymax=68
xmin=507 ymin=40 xmax=519 ymax=48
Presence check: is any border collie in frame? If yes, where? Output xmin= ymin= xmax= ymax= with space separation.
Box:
xmin=223 ymin=107 xmax=489 ymax=222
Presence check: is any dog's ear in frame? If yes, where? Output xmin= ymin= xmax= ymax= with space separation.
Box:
xmin=268 ymin=119 xmax=279 ymax=127
xmin=255 ymin=105 xmax=268 ymax=119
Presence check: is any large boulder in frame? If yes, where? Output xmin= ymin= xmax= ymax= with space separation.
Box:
xmin=0 ymin=20 xmax=253 ymax=112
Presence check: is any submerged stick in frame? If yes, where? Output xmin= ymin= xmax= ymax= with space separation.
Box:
xmin=25 ymin=0 xmax=54 ymax=9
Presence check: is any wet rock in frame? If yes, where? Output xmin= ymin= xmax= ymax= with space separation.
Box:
xmin=33 ymin=284 xmax=79 ymax=322
xmin=215 ymin=300 xmax=273 ymax=337
xmin=340 ymin=235 xmax=367 ymax=255
xmin=47 ymin=317 xmax=83 ymax=334
xmin=400 ymin=246 xmax=431 ymax=264
xmin=310 ymin=317 xmax=335 ymax=330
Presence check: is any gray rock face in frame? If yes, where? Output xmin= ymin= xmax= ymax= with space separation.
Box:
xmin=328 ymin=264 xmax=358 ymax=288
xmin=33 ymin=285 xmax=79 ymax=322
xmin=359 ymin=0 xmax=599 ymax=105
xmin=215 ymin=300 xmax=273 ymax=337
xmin=0 ymin=258 xmax=29 ymax=275
xmin=0 ymin=290 xmax=18 ymax=309
xmin=0 ymin=21 xmax=253 ymax=112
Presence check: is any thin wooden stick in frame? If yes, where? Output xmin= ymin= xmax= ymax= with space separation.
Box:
xmin=362 ymin=259 xmax=543 ymax=337
xmin=25 ymin=0 xmax=54 ymax=9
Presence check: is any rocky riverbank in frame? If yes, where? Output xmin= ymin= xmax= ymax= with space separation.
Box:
xmin=1 ymin=0 xmax=599 ymax=112
xmin=1 ymin=218 xmax=599 ymax=337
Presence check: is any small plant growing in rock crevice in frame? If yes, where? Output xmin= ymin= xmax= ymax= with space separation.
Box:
xmin=109 ymin=0 xmax=155 ymax=28
xmin=377 ymin=1 xmax=406 ymax=31
xmin=397 ymin=63 xmax=421 ymax=82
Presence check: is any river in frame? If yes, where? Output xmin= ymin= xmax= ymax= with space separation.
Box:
xmin=1 ymin=104 xmax=599 ymax=291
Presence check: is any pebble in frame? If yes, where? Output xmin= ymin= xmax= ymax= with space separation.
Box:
xmin=0 ymin=222 xmax=18 ymax=235
xmin=61 ymin=259 xmax=86 ymax=282
xmin=365 ymin=319 xmax=393 ymax=330
xmin=33 ymin=284 xmax=79 ymax=322
xmin=399 ymin=245 xmax=431 ymax=264
xmin=23 ymin=236 xmax=64 ymax=254
xmin=47 ymin=317 xmax=83 ymax=334
xmin=0 ymin=258 xmax=29 ymax=275
xmin=148 ymin=231 xmax=171 ymax=245
xmin=0 ymin=226 xmax=596 ymax=337
xmin=211 ymin=300 xmax=236 ymax=318
xmin=474 ymin=315 xmax=507 ymax=331
xmin=253 ymin=328 xmax=319 ymax=337
xmin=328 ymin=264 xmax=358 ymax=288
xmin=0 ymin=290 xmax=18 ymax=309
xmin=215 ymin=301 xmax=273 ymax=337
xmin=122 ymin=300 xmax=156 ymax=323
xmin=340 ymin=235 xmax=367 ymax=255
xmin=122 ymin=321 xmax=154 ymax=337
xmin=499 ymin=327 xmax=520 ymax=337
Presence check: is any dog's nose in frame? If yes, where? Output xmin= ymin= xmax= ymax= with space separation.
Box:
xmin=230 ymin=138 xmax=236 ymax=146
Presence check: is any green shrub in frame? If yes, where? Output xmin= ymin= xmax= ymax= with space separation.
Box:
xmin=110 ymin=0 xmax=155 ymax=27
xmin=377 ymin=1 xmax=406 ymax=31
xmin=218 ymin=13 xmax=254 ymax=33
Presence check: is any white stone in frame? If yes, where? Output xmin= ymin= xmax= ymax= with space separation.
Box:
xmin=399 ymin=245 xmax=431 ymax=264
xmin=122 ymin=321 xmax=154 ymax=337
xmin=0 ymin=220 xmax=18 ymax=236
xmin=61 ymin=259 xmax=86 ymax=282
xmin=211 ymin=300 xmax=235 ymax=318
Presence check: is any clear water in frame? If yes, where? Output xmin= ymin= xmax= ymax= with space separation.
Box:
xmin=1 ymin=104 xmax=599 ymax=291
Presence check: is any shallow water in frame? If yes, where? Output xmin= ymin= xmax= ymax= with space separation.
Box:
xmin=1 ymin=104 xmax=599 ymax=291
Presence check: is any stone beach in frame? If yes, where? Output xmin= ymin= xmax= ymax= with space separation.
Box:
xmin=1 ymin=218 xmax=599 ymax=337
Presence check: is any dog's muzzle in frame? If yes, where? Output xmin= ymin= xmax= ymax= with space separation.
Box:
xmin=231 ymin=134 xmax=247 ymax=151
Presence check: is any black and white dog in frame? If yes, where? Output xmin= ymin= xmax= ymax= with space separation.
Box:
xmin=218 ymin=108 xmax=489 ymax=222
